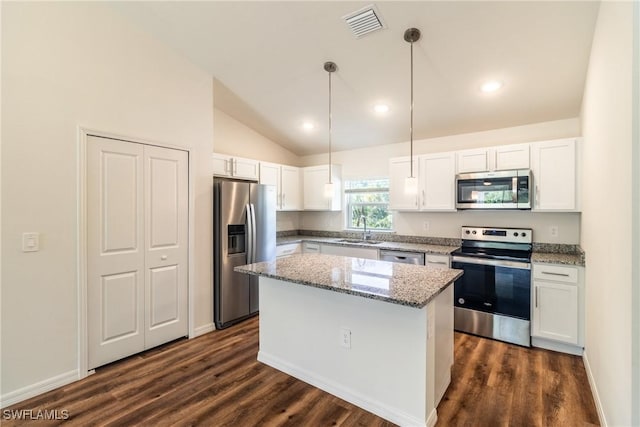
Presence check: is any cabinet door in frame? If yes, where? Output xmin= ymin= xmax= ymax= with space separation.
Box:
xmin=389 ymin=157 xmax=419 ymax=210
xmin=531 ymin=139 xmax=577 ymax=211
xmin=457 ymin=148 xmax=489 ymax=173
xmin=419 ymin=153 xmax=456 ymax=211
xmin=232 ymin=156 xmax=260 ymax=180
xmin=281 ymin=166 xmax=302 ymax=211
xmin=532 ymin=281 xmax=578 ymax=344
xmin=495 ymin=143 xmax=530 ymax=170
xmin=303 ymin=242 xmax=320 ymax=253
xmin=259 ymin=162 xmax=281 ymax=208
xmin=303 ymin=165 xmax=341 ymax=211
xmin=212 ymin=153 xmax=231 ymax=177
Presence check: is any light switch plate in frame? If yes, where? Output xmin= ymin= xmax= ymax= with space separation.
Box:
xmin=22 ymin=232 xmax=40 ymax=252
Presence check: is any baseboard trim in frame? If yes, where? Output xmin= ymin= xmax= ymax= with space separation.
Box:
xmin=583 ymin=350 xmax=607 ymax=427
xmin=258 ymin=350 xmax=434 ymax=427
xmin=1 ymin=370 xmax=79 ymax=409
xmin=192 ymin=322 xmax=215 ymax=338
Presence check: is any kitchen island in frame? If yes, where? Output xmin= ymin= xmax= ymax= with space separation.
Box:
xmin=235 ymin=254 xmax=463 ymax=427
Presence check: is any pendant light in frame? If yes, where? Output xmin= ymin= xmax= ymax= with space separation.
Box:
xmin=323 ymin=61 xmax=337 ymax=199
xmin=404 ymin=28 xmax=421 ymax=196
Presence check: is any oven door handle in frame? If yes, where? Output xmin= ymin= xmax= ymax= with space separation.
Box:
xmin=452 ymin=256 xmax=531 ymax=270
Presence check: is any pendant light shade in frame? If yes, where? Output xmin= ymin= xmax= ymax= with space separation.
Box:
xmin=404 ymin=28 xmax=421 ymax=196
xmin=324 ymin=61 xmax=337 ymax=199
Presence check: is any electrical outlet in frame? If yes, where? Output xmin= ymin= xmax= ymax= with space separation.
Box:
xmin=423 ymin=221 xmax=430 ymax=231
xmin=340 ymin=328 xmax=351 ymax=349
xmin=550 ymin=226 xmax=559 ymax=237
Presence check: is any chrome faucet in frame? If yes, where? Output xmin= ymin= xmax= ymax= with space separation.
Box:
xmin=361 ymin=215 xmax=372 ymax=240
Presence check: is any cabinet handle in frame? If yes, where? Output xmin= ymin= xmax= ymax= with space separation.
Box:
xmin=535 ymin=185 xmax=539 ymax=208
xmin=535 ymin=287 xmax=538 ymax=308
xmin=224 ymin=159 xmax=230 ymax=174
xmin=422 ymin=190 xmax=426 ymax=207
xmin=282 ymin=193 xmax=286 ymax=208
xmin=541 ymin=271 xmax=570 ymax=277
xmin=233 ymin=159 xmax=237 ymax=175
xmin=430 ymin=261 xmax=447 ymax=265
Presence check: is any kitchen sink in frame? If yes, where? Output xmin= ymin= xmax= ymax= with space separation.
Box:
xmin=336 ymin=239 xmax=383 ymax=245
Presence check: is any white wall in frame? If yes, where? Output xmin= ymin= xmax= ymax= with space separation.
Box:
xmin=214 ymin=108 xmax=300 ymax=166
xmin=1 ymin=2 xmax=214 ymax=400
xmin=580 ymin=2 xmax=635 ymax=426
xmin=300 ymin=119 xmax=582 ymax=243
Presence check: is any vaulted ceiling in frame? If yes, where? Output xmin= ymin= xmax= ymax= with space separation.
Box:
xmin=110 ymin=1 xmax=599 ymax=155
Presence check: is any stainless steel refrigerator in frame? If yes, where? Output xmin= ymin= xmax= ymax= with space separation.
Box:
xmin=214 ymin=178 xmax=276 ymax=329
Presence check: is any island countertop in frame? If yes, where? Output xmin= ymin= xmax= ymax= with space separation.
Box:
xmin=235 ymin=253 xmax=463 ymax=308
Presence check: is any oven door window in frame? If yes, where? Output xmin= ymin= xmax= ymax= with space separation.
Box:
xmin=457 ymin=177 xmax=516 ymax=205
xmin=453 ymin=261 xmax=530 ymax=320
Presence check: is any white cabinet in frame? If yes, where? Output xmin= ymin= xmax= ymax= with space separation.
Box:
xmin=425 ymin=254 xmax=450 ymax=269
xmin=276 ymin=243 xmax=302 ymax=259
xmin=302 ymin=242 xmax=320 ymax=253
xmin=532 ymin=263 xmax=583 ymax=352
xmin=389 ymin=157 xmax=419 ymax=210
xmin=303 ymin=165 xmax=341 ymax=211
xmin=281 ymin=166 xmax=302 ymax=211
xmin=212 ymin=153 xmax=259 ymax=180
xmin=260 ymin=162 xmax=302 ymax=211
xmin=531 ymin=138 xmax=580 ymax=211
xmin=495 ymin=143 xmax=530 ymax=170
xmin=456 ymin=148 xmax=490 ymax=173
xmin=419 ymin=152 xmax=456 ymax=211
xmin=320 ymin=244 xmax=378 ymax=260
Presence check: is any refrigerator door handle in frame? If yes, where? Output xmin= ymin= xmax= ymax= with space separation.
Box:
xmin=250 ymin=203 xmax=257 ymax=263
xmin=246 ymin=203 xmax=253 ymax=263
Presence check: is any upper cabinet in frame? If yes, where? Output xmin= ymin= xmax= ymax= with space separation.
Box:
xmin=259 ymin=162 xmax=302 ymax=211
xmin=212 ymin=153 xmax=259 ymax=181
xmin=419 ymin=152 xmax=456 ymax=211
xmin=457 ymin=143 xmax=530 ymax=173
xmin=495 ymin=143 xmax=530 ymax=170
xmin=303 ymin=165 xmax=342 ymax=211
xmin=389 ymin=157 xmax=419 ymax=211
xmin=457 ymin=148 xmax=490 ymax=173
xmin=390 ymin=154 xmax=456 ymax=211
xmin=530 ymin=138 xmax=580 ymax=211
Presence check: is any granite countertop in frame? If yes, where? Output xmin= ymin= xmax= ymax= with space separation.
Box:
xmin=235 ymin=253 xmax=463 ymax=308
xmin=276 ymin=235 xmax=458 ymax=255
xmin=531 ymin=252 xmax=585 ymax=266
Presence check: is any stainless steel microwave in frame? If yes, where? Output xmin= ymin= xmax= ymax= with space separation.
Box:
xmin=456 ymin=169 xmax=532 ymax=209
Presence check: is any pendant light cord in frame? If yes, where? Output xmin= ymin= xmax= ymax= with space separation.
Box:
xmin=328 ymin=67 xmax=332 ymax=184
xmin=410 ymin=38 xmax=414 ymax=178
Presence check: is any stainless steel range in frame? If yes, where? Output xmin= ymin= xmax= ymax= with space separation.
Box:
xmin=451 ymin=226 xmax=533 ymax=347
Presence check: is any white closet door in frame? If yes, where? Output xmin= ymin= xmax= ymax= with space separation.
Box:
xmin=144 ymin=145 xmax=189 ymax=348
xmin=87 ymin=136 xmax=145 ymax=369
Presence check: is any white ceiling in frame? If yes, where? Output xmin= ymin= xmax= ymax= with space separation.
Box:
xmin=110 ymin=1 xmax=599 ymax=156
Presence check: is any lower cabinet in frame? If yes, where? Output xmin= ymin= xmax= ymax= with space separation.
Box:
xmin=276 ymin=243 xmax=301 ymax=259
xmin=302 ymin=242 xmax=321 ymax=253
xmin=531 ymin=263 xmax=583 ymax=354
xmin=425 ymin=254 xmax=450 ymax=269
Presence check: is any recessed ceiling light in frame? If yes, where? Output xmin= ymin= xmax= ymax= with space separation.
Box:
xmin=374 ymin=104 xmax=390 ymax=114
xmin=481 ymin=80 xmax=503 ymax=93
xmin=302 ymin=122 xmax=315 ymax=131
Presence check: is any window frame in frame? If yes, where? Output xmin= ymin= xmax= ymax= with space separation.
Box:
xmin=344 ymin=178 xmax=393 ymax=232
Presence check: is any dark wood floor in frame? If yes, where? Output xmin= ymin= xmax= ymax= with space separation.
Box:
xmin=3 ymin=316 xmax=599 ymax=426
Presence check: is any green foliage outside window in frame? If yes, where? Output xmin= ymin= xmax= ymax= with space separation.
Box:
xmin=345 ymin=179 xmax=392 ymax=230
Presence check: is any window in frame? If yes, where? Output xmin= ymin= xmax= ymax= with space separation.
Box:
xmin=345 ymin=179 xmax=392 ymax=231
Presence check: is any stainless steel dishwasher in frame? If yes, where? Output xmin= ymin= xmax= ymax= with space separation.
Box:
xmin=379 ymin=250 xmax=425 ymax=265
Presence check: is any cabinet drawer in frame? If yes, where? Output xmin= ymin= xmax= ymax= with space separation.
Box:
xmin=425 ymin=254 xmax=449 ymax=269
xmin=303 ymin=242 xmax=320 ymax=253
xmin=533 ymin=264 xmax=578 ymax=283
xmin=276 ymin=243 xmax=301 ymax=258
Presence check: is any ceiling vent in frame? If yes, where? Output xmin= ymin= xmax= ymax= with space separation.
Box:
xmin=343 ymin=5 xmax=385 ymax=38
